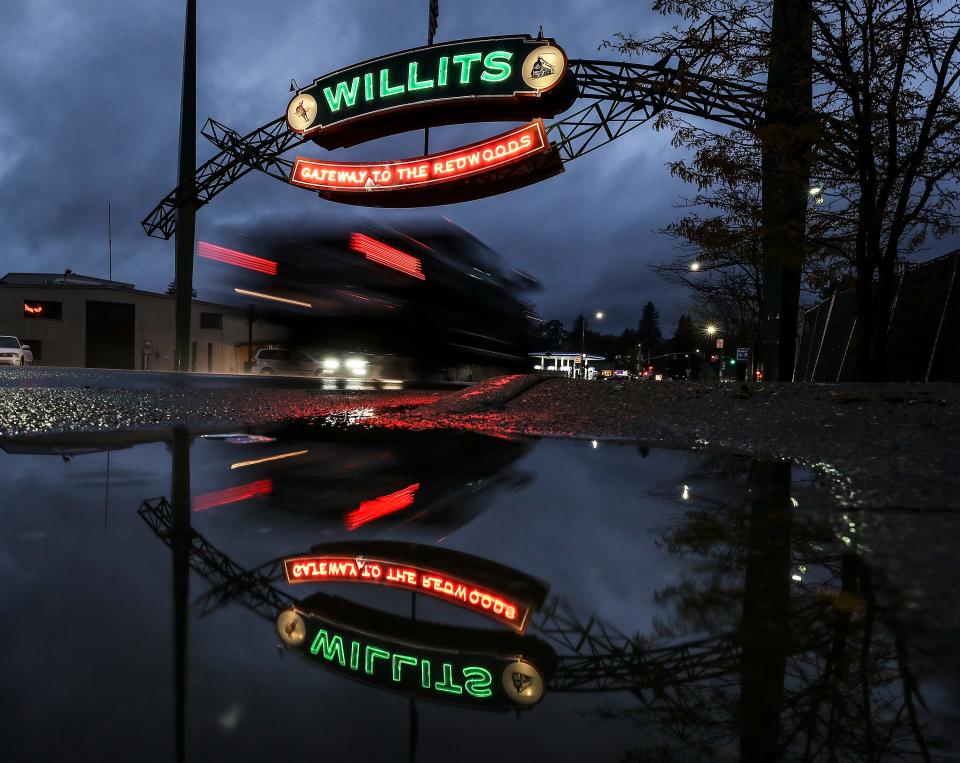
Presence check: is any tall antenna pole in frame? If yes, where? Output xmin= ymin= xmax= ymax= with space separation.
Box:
xmin=423 ymin=0 xmax=438 ymax=156
xmin=107 ymin=202 xmax=112 ymax=283
xmin=174 ymin=0 xmax=197 ymax=373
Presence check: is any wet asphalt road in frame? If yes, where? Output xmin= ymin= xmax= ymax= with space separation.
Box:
xmin=0 ymin=366 xmax=463 ymax=391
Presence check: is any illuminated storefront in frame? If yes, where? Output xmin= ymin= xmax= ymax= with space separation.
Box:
xmin=530 ymin=351 xmax=605 ymax=379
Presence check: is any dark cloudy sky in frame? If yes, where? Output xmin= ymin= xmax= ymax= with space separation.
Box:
xmin=0 ymin=0 xmax=724 ymax=333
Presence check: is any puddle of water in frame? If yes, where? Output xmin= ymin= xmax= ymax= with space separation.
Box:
xmin=0 ymin=426 xmax=954 ymax=761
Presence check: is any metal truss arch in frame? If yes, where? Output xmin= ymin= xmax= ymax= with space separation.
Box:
xmin=141 ymin=59 xmax=764 ymax=239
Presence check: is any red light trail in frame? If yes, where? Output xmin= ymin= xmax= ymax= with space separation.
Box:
xmin=349 ymin=233 xmax=426 ymax=280
xmin=192 ymin=479 xmax=273 ymax=512
xmin=344 ymin=483 xmax=420 ymax=530
xmin=198 ymin=241 xmax=278 ymax=275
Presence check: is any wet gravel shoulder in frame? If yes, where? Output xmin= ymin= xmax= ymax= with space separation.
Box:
xmin=0 ymin=369 xmax=443 ymax=438
xmin=382 ymin=376 xmax=960 ymax=511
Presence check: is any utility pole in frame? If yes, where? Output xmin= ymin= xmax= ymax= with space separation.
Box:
xmin=107 ymin=202 xmax=112 ymax=283
xmin=759 ymin=0 xmax=813 ymax=381
xmin=423 ymin=0 xmax=438 ymax=156
xmin=174 ymin=0 xmax=197 ymax=373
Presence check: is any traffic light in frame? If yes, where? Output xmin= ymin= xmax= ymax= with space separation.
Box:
xmin=710 ymin=354 xmax=719 ymax=363
xmin=728 ymin=359 xmax=736 ymax=366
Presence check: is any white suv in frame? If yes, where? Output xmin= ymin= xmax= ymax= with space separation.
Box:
xmin=0 ymin=336 xmax=33 ymax=366
xmin=251 ymin=348 xmax=321 ymax=375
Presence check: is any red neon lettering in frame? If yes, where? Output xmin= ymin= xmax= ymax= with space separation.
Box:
xmin=282 ymin=556 xmax=526 ymax=629
xmin=289 ymin=120 xmax=548 ymax=194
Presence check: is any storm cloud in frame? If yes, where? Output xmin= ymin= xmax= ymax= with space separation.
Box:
xmin=0 ymin=0 xmax=697 ymax=332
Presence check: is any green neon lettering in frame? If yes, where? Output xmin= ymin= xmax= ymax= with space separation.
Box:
xmin=309 ymin=629 xmax=345 ymax=666
xmin=407 ymin=61 xmax=434 ymax=91
xmin=379 ymin=68 xmax=405 ymax=97
xmin=364 ymin=645 xmax=391 ymax=675
xmin=421 ymin=660 xmax=431 ymax=689
xmin=437 ymin=56 xmax=449 ymax=86
xmin=481 ymin=51 xmax=513 ymax=82
xmin=364 ymin=72 xmax=374 ymax=101
xmin=322 ymin=77 xmax=360 ymax=112
xmin=463 ymin=666 xmax=493 ymax=698
xmin=452 ymin=53 xmax=482 ymax=84
xmin=434 ymin=663 xmax=463 ymax=695
xmin=349 ymin=640 xmax=360 ymax=671
xmin=391 ymin=654 xmax=419 ymax=682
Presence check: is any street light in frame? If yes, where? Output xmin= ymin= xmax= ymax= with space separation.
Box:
xmin=690 ymin=261 xmax=701 ymax=271
xmin=704 ymin=324 xmax=718 ymax=336
xmin=580 ymin=310 xmax=604 ymax=378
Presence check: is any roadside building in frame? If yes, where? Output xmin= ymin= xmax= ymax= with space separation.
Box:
xmin=0 ymin=271 xmax=290 ymax=372
xmin=529 ymin=351 xmax=605 ymax=379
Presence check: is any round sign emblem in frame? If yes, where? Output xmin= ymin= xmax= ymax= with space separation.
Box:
xmin=276 ymin=609 xmax=307 ymax=646
xmin=502 ymin=660 xmax=545 ymax=705
xmin=286 ymin=93 xmax=318 ymax=132
xmin=521 ymin=45 xmax=566 ymax=91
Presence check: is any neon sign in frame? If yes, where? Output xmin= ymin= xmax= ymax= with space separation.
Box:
xmin=276 ymin=602 xmax=553 ymax=708
xmin=282 ymin=541 xmax=549 ymax=632
xmin=286 ymin=36 xmax=572 ymax=148
xmin=289 ymin=120 xmax=560 ymax=206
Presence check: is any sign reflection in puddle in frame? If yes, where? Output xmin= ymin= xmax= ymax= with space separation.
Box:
xmin=0 ymin=426 xmax=951 ymax=761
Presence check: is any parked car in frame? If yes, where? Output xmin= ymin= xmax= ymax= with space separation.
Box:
xmin=0 ymin=336 xmax=32 ymax=366
xmin=251 ymin=348 xmax=321 ymax=375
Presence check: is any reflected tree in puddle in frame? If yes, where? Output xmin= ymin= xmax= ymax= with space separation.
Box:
xmin=133 ymin=435 xmax=948 ymax=762
xmin=602 ymin=458 xmax=942 ymax=762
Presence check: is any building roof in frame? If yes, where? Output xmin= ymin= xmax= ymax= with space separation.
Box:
xmin=0 ymin=271 xmax=240 ymax=312
xmin=1 ymin=272 xmax=135 ymax=289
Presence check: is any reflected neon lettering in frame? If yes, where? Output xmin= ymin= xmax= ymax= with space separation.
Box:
xmin=310 ymin=629 xmax=345 ymax=666
xmin=305 ymin=625 xmax=495 ymax=700
xmin=463 ymin=666 xmax=493 ymax=698
xmin=284 ymin=555 xmax=526 ymax=628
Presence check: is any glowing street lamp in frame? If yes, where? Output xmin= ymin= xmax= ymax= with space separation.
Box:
xmin=580 ymin=310 xmax=604 ymax=377
xmin=704 ymin=324 xmax=718 ymax=336
xmin=690 ymin=261 xmax=701 ymax=272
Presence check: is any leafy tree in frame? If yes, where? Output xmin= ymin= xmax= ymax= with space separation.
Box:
xmin=166 ymin=280 xmax=197 ymax=298
xmin=534 ymin=319 xmax=567 ymax=350
xmin=606 ymin=0 xmax=960 ymax=379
